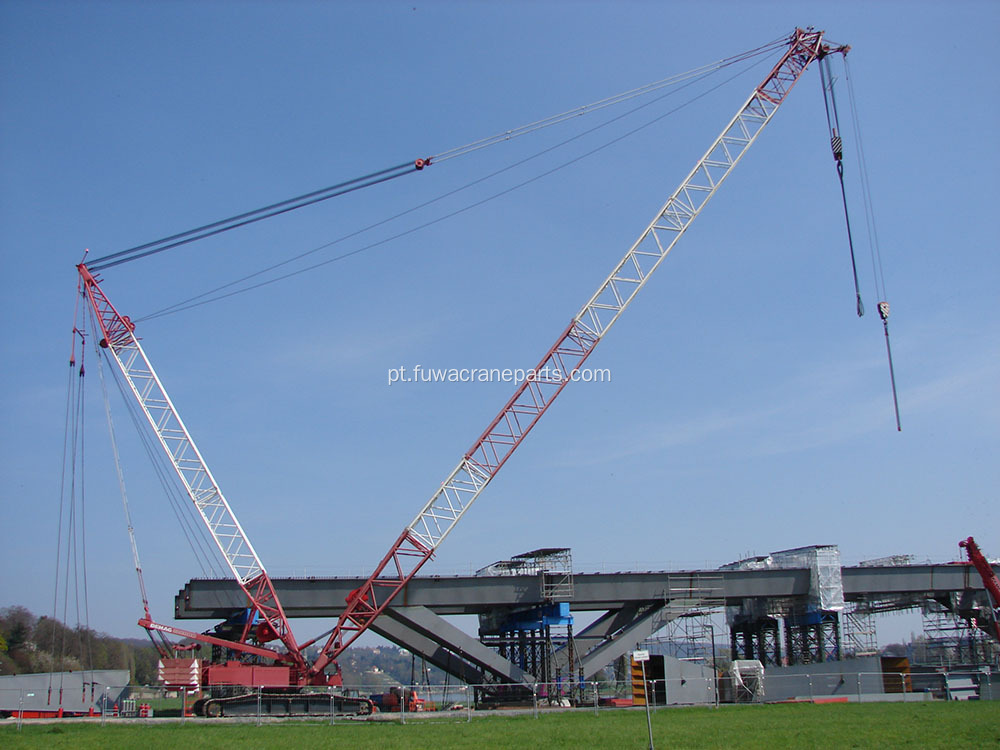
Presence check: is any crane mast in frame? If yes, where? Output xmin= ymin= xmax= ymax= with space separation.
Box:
xmin=308 ymin=27 xmax=844 ymax=678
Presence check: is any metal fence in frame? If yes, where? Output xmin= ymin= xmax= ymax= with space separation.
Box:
xmin=1 ymin=669 xmax=995 ymax=730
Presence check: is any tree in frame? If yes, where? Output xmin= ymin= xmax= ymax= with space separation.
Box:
xmin=0 ymin=606 xmax=35 ymax=654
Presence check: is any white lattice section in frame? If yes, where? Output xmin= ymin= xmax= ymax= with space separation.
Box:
xmin=577 ymin=91 xmax=778 ymax=339
xmin=110 ymin=336 xmax=265 ymax=584
xmin=407 ymin=458 xmax=490 ymax=550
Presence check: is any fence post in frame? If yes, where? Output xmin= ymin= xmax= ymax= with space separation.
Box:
xmin=401 ymin=684 xmax=407 ymax=725
xmin=101 ymin=686 xmax=108 ymax=727
xmin=856 ymin=673 xmax=862 ymax=703
xmin=256 ymin=686 xmax=262 ymax=726
xmin=16 ymin=689 xmax=23 ymax=732
xmin=466 ymin=685 xmax=472 ymax=723
xmin=180 ymin=686 xmax=186 ymax=723
xmin=807 ymin=674 xmax=813 ymax=702
xmin=329 ymin=692 xmax=335 ymax=726
xmin=533 ymin=683 xmax=538 ymax=719
xmin=900 ymin=672 xmax=906 ymax=703
xmin=593 ymin=681 xmax=599 ymax=716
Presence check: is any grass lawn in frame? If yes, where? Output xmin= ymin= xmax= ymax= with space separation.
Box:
xmin=2 ymin=701 xmax=999 ymax=749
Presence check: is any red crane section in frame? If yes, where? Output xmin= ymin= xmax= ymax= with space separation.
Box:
xmin=959 ymin=536 xmax=1000 ymax=642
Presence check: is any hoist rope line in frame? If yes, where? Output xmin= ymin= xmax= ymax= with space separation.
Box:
xmin=96 ymin=312 xmax=226 ymax=577
xmin=138 ymin=53 xmax=773 ymax=321
xmin=834 ymin=56 xmax=900 ymax=431
xmin=111 ymin=358 xmax=227 ymax=577
xmin=844 ymin=55 xmax=888 ymax=302
xmin=819 ymin=57 xmax=864 ymax=317
xmin=883 ymin=319 xmax=902 ymax=432
xmin=92 ymin=319 xmax=156 ymax=618
xmin=75 ymin=344 xmax=94 ymax=688
xmin=118 ymin=365 xmax=228 ymax=577
xmin=836 ymin=162 xmax=864 ymax=317
xmin=57 ymin=357 xmax=86 ymax=699
xmin=48 ymin=356 xmax=77 ymax=703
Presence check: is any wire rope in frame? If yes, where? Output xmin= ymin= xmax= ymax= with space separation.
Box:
xmin=92 ymin=319 xmax=157 ymax=619
xmin=844 ymin=55 xmax=888 ymax=302
xmin=75 ymin=356 xmax=94 ymax=696
xmin=48 ymin=344 xmax=79 ymax=706
xmin=86 ymin=163 xmax=417 ymax=272
xmin=91 ymin=36 xmax=785 ymax=284
xmin=819 ymin=56 xmax=864 ymax=318
xmin=837 ymin=55 xmax=901 ymax=431
xmin=429 ymin=35 xmax=788 ymax=164
xmin=139 ymin=52 xmax=774 ymax=320
xmin=98 ymin=324 xmax=227 ymax=578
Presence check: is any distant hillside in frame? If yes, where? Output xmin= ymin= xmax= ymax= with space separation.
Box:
xmin=336 ymin=644 xmax=448 ymax=688
xmin=0 ymin=605 xmax=159 ymax=684
xmin=0 ymin=605 xmax=447 ymax=688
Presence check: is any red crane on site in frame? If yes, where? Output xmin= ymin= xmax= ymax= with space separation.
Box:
xmin=959 ymin=537 xmax=1000 ymax=643
xmin=77 ymin=28 xmax=854 ymax=715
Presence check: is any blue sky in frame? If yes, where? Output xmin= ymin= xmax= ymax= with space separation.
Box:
xmin=1 ymin=0 xmax=997 ymax=646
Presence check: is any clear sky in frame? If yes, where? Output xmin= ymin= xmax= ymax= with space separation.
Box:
xmin=1 ymin=0 xmax=997 ymax=647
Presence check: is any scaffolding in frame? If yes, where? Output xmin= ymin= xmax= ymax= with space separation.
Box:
xmin=645 ymin=611 xmax=718 ymax=664
xmin=842 ymin=608 xmax=879 ymax=657
xmin=476 ymin=549 xmax=578 ymax=705
xmin=476 ymin=547 xmax=574 ymax=601
xmin=920 ymin=601 xmax=999 ymax=667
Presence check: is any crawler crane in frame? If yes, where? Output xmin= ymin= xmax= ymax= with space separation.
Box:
xmin=78 ymin=28 xmax=851 ymax=716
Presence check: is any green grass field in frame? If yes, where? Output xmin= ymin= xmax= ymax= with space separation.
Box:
xmin=3 ymin=701 xmax=999 ymax=749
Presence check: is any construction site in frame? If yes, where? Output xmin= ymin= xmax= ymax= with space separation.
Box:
xmin=2 ymin=7 xmax=998 ymax=739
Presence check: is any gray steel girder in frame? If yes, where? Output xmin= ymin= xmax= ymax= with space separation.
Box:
xmin=176 ymin=565 xmax=997 ymax=621
xmin=550 ymin=604 xmax=643 ymax=677
xmin=379 ymin=606 xmax=535 ymax=686
xmin=369 ymin=611 xmax=484 ymax=685
xmin=556 ymin=599 xmax=710 ymax=679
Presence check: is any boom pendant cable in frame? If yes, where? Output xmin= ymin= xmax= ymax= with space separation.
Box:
xmin=86 ymin=37 xmax=788 ymax=276
xmin=139 ymin=52 xmax=776 ymax=321
xmin=87 ymin=162 xmax=420 ymax=272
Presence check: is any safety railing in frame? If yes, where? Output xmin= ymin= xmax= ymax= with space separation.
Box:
xmin=2 ymin=669 xmax=995 ymax=730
